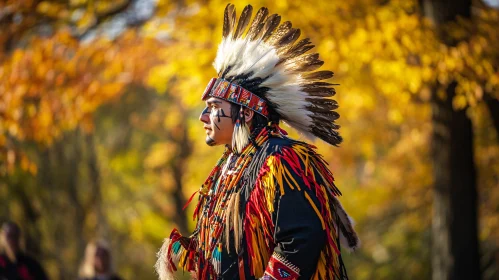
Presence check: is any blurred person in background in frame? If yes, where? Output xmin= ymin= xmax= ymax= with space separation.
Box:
xmin=155 ymin=4 xmax=358 ymax=280
xmin=78 ymin=240 xmax=123 ymax=280
xmin=0 ymin=221 xmax=49 ymax=280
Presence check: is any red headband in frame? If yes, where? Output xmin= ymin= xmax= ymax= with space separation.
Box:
xmin=202 ymin=78 xmax=269 ymax=118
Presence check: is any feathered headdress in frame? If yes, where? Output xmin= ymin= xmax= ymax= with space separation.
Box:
xmin=202 ymin=4 xmax=341 ymax=151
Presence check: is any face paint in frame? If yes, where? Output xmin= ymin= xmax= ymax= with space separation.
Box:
xmin=208 ymin=104 xmax=231 ymax=131
xmin=206 ymin=136 xmax=216 ymax=146
xmin=199 ymin=98 xmax=235 ymax=147
xmin=216 ymin=108 xmax=231 ymax=123
xmin=211 ymin=111 xmax=221 ymax=130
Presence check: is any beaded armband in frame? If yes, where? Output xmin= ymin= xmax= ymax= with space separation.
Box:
xmin=263 ymin=252 xmax=300 ymax=280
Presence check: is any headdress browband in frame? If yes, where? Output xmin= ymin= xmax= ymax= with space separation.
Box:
xmin=202 ymin=78 xmax=269 ymax=118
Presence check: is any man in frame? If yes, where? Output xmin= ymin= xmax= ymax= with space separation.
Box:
xmin=156 ymin=4 xmax=359 ymax=280
xmin=0 ymin=221 xmax=48 ymax=280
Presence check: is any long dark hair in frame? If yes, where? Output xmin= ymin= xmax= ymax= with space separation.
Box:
xmin=230 ymin=104 xmax=273 ymax=132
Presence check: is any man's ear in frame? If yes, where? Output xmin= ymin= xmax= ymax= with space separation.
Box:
xmin=243 ymin=108 xmax=254 ymax=124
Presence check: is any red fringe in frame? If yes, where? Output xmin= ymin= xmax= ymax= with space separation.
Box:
xmin=246 ymin=145 xmax=343 ymax=275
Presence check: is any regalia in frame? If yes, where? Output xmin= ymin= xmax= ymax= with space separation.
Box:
xmin=156 ymin=4 xmax=359 ymax=280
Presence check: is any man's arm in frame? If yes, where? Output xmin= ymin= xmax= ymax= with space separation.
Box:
xmin=264 ymin=184 xmax=326 ymax=280
xmin=257 ymin=150 xmax=329 ymax=280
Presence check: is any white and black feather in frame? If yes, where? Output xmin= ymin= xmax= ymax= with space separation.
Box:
xmin=214 ymin=3 xmax=342 ymax=146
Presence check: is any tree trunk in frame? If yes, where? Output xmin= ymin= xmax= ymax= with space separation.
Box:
xmin=484 ymin=93 xmax=499 ymax=139
xmin=421 ymin=1 xmax=480 ymax=279
xmin=170 ymin=107 xmax=192 ymax=234
xmin=431 ymin=83 xmax=479 ymax=280
xmin=85 ymin=132 xmax=108 ymax=238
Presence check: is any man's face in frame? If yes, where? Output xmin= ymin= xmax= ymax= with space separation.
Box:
xmin=199 ymin=97 xmax=234 ymax=146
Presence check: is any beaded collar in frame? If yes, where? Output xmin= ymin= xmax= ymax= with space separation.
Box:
xmin=191 ymin=127 xmax=270 ymax=278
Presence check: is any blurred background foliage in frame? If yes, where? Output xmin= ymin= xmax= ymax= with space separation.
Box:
xmin=0 ymin=0 xmax=498 ymax=279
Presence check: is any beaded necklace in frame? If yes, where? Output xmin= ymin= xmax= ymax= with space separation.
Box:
xmin=193 ymin=127 xmax=269 ymax=278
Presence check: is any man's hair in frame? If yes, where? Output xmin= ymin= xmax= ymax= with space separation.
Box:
xmin=230 ymin=103 xmax=269 ymax=131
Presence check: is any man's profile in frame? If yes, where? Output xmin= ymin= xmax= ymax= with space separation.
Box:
xmin=155 ymin=4 xmax=359 ymax=279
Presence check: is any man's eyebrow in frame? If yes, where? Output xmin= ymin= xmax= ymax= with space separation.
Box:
xmin=206 ymin=100 xmax=223 ymax=105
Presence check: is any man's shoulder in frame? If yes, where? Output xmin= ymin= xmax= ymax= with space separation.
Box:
xmin=265 ymin=136 xmax=315 ymax=156
xmin=265 ymin=136 xmax=296 ymax=152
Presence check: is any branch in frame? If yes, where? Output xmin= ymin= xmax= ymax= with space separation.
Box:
xmin=77 ymin=0 xmax=133 ymax=39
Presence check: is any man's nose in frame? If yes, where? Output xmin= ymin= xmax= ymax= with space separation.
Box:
xmin=199 ymin=110 xmax=209 ymax=124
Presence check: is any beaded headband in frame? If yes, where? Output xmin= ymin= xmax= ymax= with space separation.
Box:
xmin=202 ymin=78 xmax=269 ymax=118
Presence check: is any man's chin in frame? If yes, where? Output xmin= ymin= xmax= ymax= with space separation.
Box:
xmin=205 ymin=136 xmax=217 ymax=146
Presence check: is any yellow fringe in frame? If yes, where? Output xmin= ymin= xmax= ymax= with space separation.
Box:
xmin=312 ymin=251 xmax=327 ymax=280
xmin=261 ymin=171 xmax=277 ymax=214
xmin=282 ymin=164 xmax=301 ymax=191
xmin=267 ymin=156 xmax=285 ymax=195
xmin=304 ymin=192 xmax=326 ymax=230
xmin=249 ymin=215 xmax=270 ymax=278
xmin=292 ymin=145 xmax=310 ymax=176
xmin=258 ymin=144 xmax=342 ymax=279
xmin=266 ymin=154 xmax=302 ymax=193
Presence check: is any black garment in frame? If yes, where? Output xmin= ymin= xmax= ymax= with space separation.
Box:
xmin=160 ymin=135 xmax=351 ymax=279
xmin=219 ymin=137 xmax=328 ymax=279
xmin=0 ymin=253 xmax=48 ymax=280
